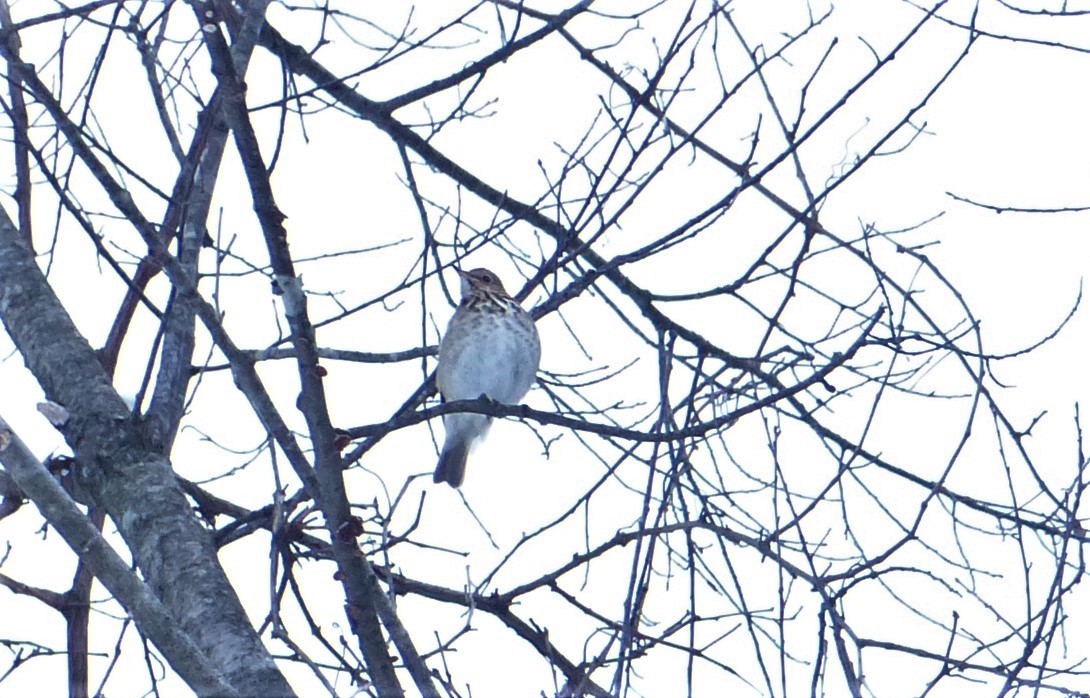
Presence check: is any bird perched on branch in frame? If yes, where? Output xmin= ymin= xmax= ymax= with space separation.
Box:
xmin=434 ymin=267 xmax=541 ymax=488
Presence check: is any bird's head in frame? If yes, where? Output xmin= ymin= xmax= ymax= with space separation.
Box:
xmin=457 ymin=267 xmax=509 ymax=298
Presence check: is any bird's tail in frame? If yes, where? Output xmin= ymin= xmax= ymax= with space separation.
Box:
xmin=434 ymin=440 xmax=470 ymax=488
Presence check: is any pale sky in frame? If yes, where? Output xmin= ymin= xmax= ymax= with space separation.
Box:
xmin=0 ymin=1 xmax=1088 ymax=696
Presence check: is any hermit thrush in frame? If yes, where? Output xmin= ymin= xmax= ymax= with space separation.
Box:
xmin=434 ymin=267 xmax=541 ymax=487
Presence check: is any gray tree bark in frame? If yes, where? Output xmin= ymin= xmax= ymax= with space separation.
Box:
xmin=0 ymin=206 xmax=295 ymax=697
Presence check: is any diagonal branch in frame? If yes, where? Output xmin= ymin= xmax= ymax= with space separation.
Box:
xmin=0 ymin=415 xmax=240 ymax=698
xmin=0 ymin=206 xmax=295 ymax=697
xmin=193 ymin=2 xmax=433 ymax=695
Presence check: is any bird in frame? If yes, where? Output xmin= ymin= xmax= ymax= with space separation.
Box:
xmin=434 ymin=267 xmax=541 ymax=487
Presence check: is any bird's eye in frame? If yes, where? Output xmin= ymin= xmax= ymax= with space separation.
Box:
xmin=480 ymin=273 xmax=493 ymax=283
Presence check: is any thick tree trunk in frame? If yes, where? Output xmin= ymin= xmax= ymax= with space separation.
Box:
xmin=0 ymin=208 xmax=295 ymax=697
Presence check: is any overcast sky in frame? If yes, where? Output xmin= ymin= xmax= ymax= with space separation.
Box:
xmin=0 ymin=1 xmax=1088 ymax=696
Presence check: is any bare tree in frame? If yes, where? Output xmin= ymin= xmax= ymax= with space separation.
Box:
xmin=0 ymin=1 xmax=1085 ymax=697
